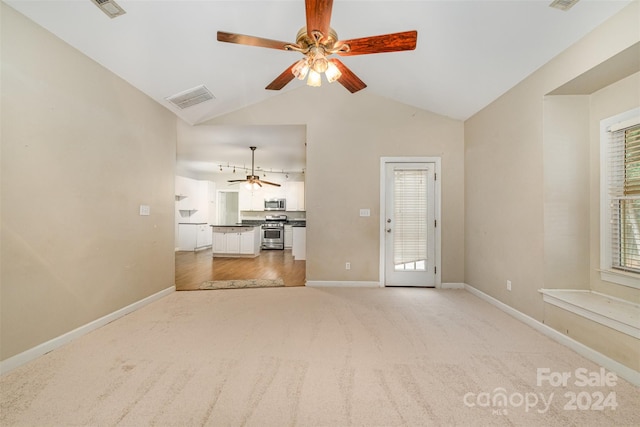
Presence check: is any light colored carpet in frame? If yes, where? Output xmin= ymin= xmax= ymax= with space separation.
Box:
xmin=199 ymin=278 xmax=285 ymax=290
xmin=1 ymin=287 xmax=638 ymax=426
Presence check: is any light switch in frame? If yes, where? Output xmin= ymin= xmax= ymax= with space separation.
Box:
xmin=359 ymin=208 xmax=371 ymax=217
xmin=139 ymin=205 xmax=150 ymax=216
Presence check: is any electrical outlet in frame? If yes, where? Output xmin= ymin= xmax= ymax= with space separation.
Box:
xmin=345 ymin=262 xmax=351 ymax=270
xmin=506 ymin=280 xmax=512 ymax=291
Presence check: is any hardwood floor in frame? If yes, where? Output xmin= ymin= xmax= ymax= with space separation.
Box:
xmin=175 ymin=249 xmax=306 ymax=290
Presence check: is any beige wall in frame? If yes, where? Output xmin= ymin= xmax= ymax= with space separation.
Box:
xmin=465 ymin=2 xmax=639 ymax=321
xmin=542 ymin=95 xmax=590 ymax=290
xmin=1 ymin=4 xmax=177 ymax=360
xmin=200 ymin=84 xmax=465 ymax=284
xmin=544 ymin=304 xmax=639 ymax=372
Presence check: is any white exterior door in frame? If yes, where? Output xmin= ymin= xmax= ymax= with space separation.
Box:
xmin=382 ymin=160 xmax=439 ymax=287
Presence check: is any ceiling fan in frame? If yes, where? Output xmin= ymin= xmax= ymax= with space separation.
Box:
xmin=217 ymin=0 xmax=417 ymax=93
xmin=228 ymin=146 xmax=281 ymax=188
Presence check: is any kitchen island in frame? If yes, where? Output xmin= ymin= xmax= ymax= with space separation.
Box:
xmin=210 ymin=225 xmax=261 ymax=258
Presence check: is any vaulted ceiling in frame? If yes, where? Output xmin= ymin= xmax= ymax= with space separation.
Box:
xmin=5 ymin=0 xmax=633 ymax=175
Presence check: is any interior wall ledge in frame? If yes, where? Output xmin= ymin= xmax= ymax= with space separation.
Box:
xmin=539 ymin=289 xmax=640 ymax=339
xmin=464 ymin=284 xmax=640 ymax=387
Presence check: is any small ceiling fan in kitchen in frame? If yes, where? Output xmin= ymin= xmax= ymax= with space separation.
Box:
xmin=228 ymin=146 xmax=281 ymax=188
xmin=217 ymin=0 xmax=417 ymax=93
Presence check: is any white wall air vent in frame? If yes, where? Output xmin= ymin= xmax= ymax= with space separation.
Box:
xmin=166 ymin=85 xmax=216 ymax=109
xmin=90 ymin=0 xmax=126 ymax=18
xmin=549 ymin=0 xmax=580 ymax=11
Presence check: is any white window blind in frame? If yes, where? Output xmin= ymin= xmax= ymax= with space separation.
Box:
xmin=393 ymin=169 xmax=427 ymax=269
xmin=608 ymin=122 xmax=640 ymax=273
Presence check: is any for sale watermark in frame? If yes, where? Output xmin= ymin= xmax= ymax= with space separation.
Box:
xmin=462 ymin=367 xmax=618 ymax=415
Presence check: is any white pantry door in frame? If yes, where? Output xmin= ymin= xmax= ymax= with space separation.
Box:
xmin=383 ymin=161 xmax=437 ymax=287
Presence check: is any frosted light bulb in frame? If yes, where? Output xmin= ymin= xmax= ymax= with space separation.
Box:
xmin=325 ymin=61 xmax=342 ymax=83
xmin=307 ymin=69 xmax=322 ymax=87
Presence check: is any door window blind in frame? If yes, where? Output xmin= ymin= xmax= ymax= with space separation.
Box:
xmin=393 ymin=169 xmax=427 ymax=270
xmin=609 ymin=123 xmax=640 ymax=273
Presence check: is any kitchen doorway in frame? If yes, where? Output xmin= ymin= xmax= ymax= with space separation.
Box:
xmin=217 ymin=190 xmax=239 ymax=225
xmin=380 ymin=158 xmax=441 ymax=287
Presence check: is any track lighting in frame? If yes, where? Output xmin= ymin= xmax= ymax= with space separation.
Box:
xmin=214 ymin=159 xmax=302 ymax=177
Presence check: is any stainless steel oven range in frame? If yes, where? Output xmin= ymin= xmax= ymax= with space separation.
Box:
xmin=261 ymin=215 xmax=287 ymax=250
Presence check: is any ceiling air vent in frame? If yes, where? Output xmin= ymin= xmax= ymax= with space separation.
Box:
xmin=549 ymin=0 xmax=580 ymax=11
xmin=166 ymin=85 xmax=215 ymax=109
xmin=90 ymin=0 xmax=126 ymax=18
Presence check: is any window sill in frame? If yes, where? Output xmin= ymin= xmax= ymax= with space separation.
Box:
xmin=599 ymin=269 xmax=640 ymax=290
xmin=539 ymin=289 xmax=640 ymax=339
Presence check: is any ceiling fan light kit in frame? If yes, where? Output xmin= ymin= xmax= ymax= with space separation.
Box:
xmin=217 ymin=0 xmax=417 ymax=93
xmin=288 ymin=28 xmax=345 ymax=86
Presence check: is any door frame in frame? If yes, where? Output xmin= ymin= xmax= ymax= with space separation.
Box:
xmin=379 ymin=157 xmax=442 ymax=288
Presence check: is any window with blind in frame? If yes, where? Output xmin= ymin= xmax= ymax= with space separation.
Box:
xmin=609 ymin=123 xmax=640 ymax=273
xmin=601 ymin=108 xmax=640 ymax=288
xmin=393 ymin=169 xmax=427 ymax=271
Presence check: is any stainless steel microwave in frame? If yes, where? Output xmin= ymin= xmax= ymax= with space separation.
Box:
xmin=264 ymin=198 xmax=286 ymax=211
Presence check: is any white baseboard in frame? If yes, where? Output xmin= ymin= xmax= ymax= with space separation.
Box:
xmin=306 ymin=281 xmax=382 ymax=288
xmin=441 ymin=282 xmax=465 ymax=289
xmin=464 ymin=284 xmax=640 ymax=387
xmin=0 ymin=285 xmax=175 ymax=375
xmin=306 ymin=282 xmax=465 ymax=289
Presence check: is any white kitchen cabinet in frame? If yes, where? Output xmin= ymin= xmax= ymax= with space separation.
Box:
xmin=197 ymin=223 xmax=213 ymax=247
xmin=211 ymin=226 xmax=261 ymax=257
xmin=285 ymin=181 xmax=305 ymax=211
xmin=284 ymin=225 xmax=293 ymax=249
xmin=238 ymin=187 xmax=251 ymax=211
xmin=263 ymin=184 xmax=286 ymax=200
xmin=225 ymin=232 xmax=241 ymax=253
xmin=239 ymin=187 xmax=265 ymax=211
xmin=240 ymin=230 xmax=257 ymax=254
xmin=292 ymin=226 xmax=306 ymax=260
xmin=178 ymin=223 xmax=211 ymax=251
xmin=212 ymin=230 xmax=226 ymax=253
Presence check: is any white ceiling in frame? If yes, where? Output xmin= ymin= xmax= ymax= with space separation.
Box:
xmin=176 ymin=122 xmax=307 ymax=177
xmin=5 ymin=0 xmax=633 ymax=175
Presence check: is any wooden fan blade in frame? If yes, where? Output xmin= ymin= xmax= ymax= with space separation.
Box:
xmin=329 ymin=59 xmax=367 ymax=93
xmin=337 ymin=30 xmax=417 ymax=56
xmin=259 ymin=180 xmax=282 ymax=187
xmin=266 ymin=62 xmax=298 ymax=91
xmin=227 ymin=179 xmax=247 ymax=183
xmin=260 ymin=179 xmax=280 ymax=187
xmin=217 ymin=31 xmax=292 ymax=51
xmin=305 ymin=0 xmax=333 ymax=41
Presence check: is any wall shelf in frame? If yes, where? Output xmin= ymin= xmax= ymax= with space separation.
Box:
xmin=539 ymin=289 xmax=640 ymax=339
